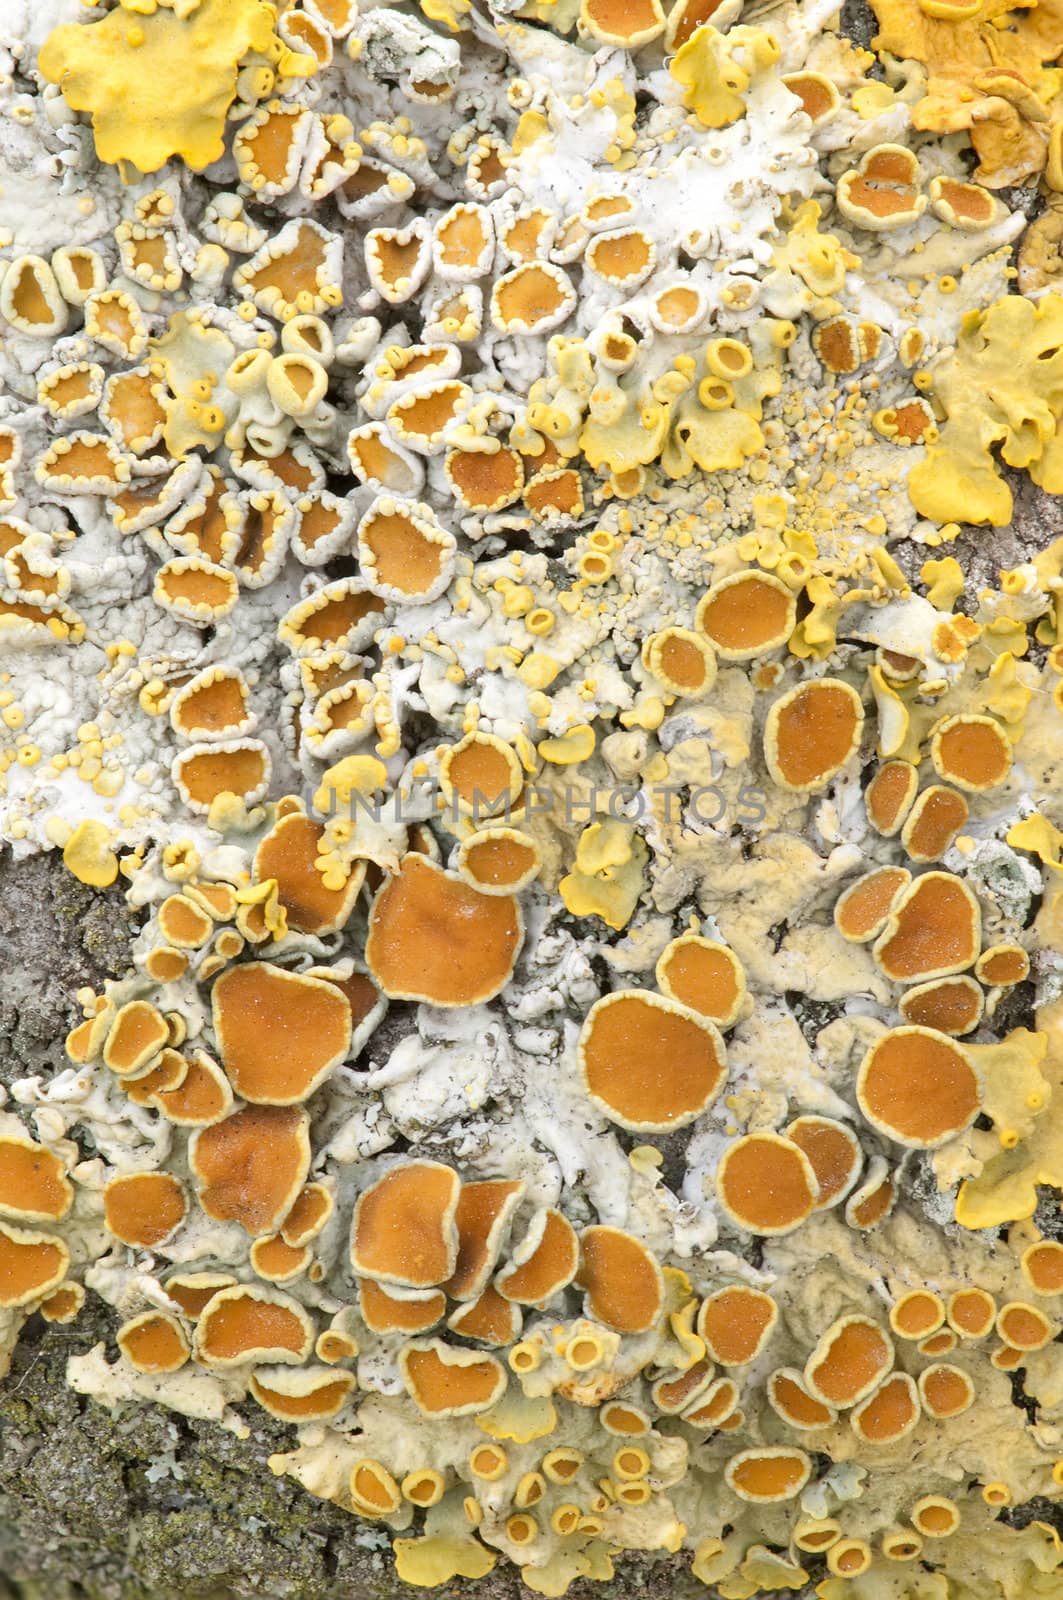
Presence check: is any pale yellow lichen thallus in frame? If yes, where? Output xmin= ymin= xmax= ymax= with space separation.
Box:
xmin=2 ymin=0 xmax=1063 ymax=1592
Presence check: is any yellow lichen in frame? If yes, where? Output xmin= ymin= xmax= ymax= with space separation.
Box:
xmin=908 ymin=294 xmax=1063 ymax=528
xmin=40 ymin=0 xmax=296 ymax=173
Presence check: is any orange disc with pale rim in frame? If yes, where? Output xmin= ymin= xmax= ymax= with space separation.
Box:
xmin=366 ymin=854 xmax=522 ymax=1007
xmin=725 ymin=1446 xmax=811 ymax=1503
xmin=834 ymin=867 xmax=910 ymax=943
xmin=851 ymin=1372 xmax=919 ymax=1443
xmin=655 ymin=935 xmax=745 ymax=1027
xmin=857 ymin=1026 xmax=981 ymax=1148
xmin=579 ymin=990 xmax=727 ymax=1131
xmin=805 ymin=1315 xmax=893 ymax=1408
xmin=865 ymin=760 xmax=918 ymax=836
xmin=930 ymin=714 xmax=1011 ymax=792
xmin=717 ymin=1133 xmax=818 ymax=1235
xmin=785 ymin=1117 xmax=862 ymax=1209
xmin=899 ymin=976 xmax=982 ymax=1037
xmin=947 ymin=1287 xmax=995 ymax=1339
xmin=1022 ymin=1241 xmax=1063 ymax=1296
xmin=766 ymin=1368 xmax=836 ymax=1430
xmin=873 ymin=872 xmax=980 ymax=983
xmin=695 ymin=571 xmax=796 ymax=660
xmin=901 ymin=786 xmax=969 ymax=863
xmin=918 ymin=1363 xmax=974 ymax=1417
xmin=577 ymin=1226 xmax=664 ymax=1334
xmin=764 ymin=678 xmax=864 ymax=794
xmin=698 ymin=1285 xmax=777 ymax=1365
xmin=889 ymin=1289 xmax=944 ymax=1340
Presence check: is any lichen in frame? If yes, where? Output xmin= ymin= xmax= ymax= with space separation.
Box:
xmin=2 ymin=0 xmax=1063 ymax=1593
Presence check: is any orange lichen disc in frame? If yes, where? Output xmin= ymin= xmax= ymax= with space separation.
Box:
xmin=103 ymin=1000 xmax=170 ymax=1076
xmin=655 ymin=936 xmax=746 ymax=1028
xmin=873 ymin=872 xmax=981 ymax=983
xmin=683 ymin=1376 xmax=740 ymax=1428
xmin=1021 ymin=1241 xmax=1063 ymax=1296
xmin=39 ymin=1282 xmax=85 ymax=1323
xmin=250 ymin=1234 xmax=312 ymax=1283
xmin=439 ymin=732 xmax=523 ymax=818
xmin=764 ymin=678 xmax=864 ymax=794
xmin=695 ymin=571 xmax=797 ymax=661
xmin=365 ymin=855 xmax=522 ymax=1006
xmin=541 ymin=1448 xmax=584 ymax=1485
xmin=717 ymin=1133 xmax=819 ymax=1235
xmin=157 ymin=894 xmax=213 ymax=949
xmin=901 ymin=786 xmax=969 ymax=863
xmin=724 ymin=1447 xmax=812 ymax=1503
xmin=445 ymin=446 xmax=523 ymax=513
xmin=827 ymin=1540 xmax=873 ymax=1579
xmin=996 ymin=1301 xmax=1055 ymax=1351
xmin=845 ymin=1169 xmax=896 ymax=1231
xmin=698 ymin=1286 xmax=778 ymax=1365
xmin=899 ymin=976 xmax=983 ymax=1037
xmin=443 ymin=1178 xmax=524 ymax=1300
xmin=447 ymin=1284 xmax=522 ymax=1346
xmin=882 ymin=1530 xmax=924 ymax=1562
xmin=164 ymin=1272 xmax=237 ymax=1320
xmin=190 ymin=1104 xmax=310 ymax=1237
xmin=124 ymin=1048 xmax=189 ymax=1105
xmin=578 ymin=990 xmax=727 ymax=1131
xmin=496 ymin=1208 xmax=579 ymax=1306
xmin=930 ymin=714 xmax=1012 ymax=793
xmin=154 ymin=1048 xmax=233 ymax=1126
xmin=766 ymin=1368 xmax=837 ymax=1430
xmin=651 ymin=1358 xmax=713 ymax=1414
xmin=576 ymin=1226 xmax=664 ymax=1334
xmin=834 ymin=867 xmax=911 ymax=943
xmin=851 ymin=1372 xmax=920 ymax=1443
xmin=643 ymin=627 xmax=717 ymax=698
xmin=865 ymin=760 xmax=918 ymax=837
xmin=889 ymin=1289 xmax=945 ymax=1340
xmin=350 ymin=1458 xmax=402 ymax=1518
xmin=947 ymin=1288 xmax=996 ymax=1340
xmin=317 ymin=1329 xmax=359 ymax=1364
xmin=785 ymin=1117 xmax=862 ymax=1210
xmin=991 ymin=1343 xmax=1024 ymax=1371
xmin=457 ymin=829 xmax=541 ymax=895
xmin=600 ymin=1401 xmax=652 ymax=1436
xmin=211 ymin=962 xmax=352 ymax=1104
xmin=399 ymin=1338 xmax=507 ymax=1417
xmin=254 ymin=813 xmax=365 ymax=935
xmin=351 ymin=1161 xmax=460 ymax=1288
xmin=911 ymin=1496 xmax=960 ymax=1538
xmin=359 ymin=1279 xmax=447 ymax=1335
xmin=805 ymin=1315 xmax=894 ymax=1409
xmin=857 ymin=1026 xmax=982 ymax=1148
xmin=792 ymin=1518 xmax=842 ymax=1553
xmin=280 ymin=1183 xmax=334 ymax=1249
xmin=250 ymin=1369 xmax=355 ymax=1421
xmin=0 ymin=1222 xmax=70 ymax=1307
xmin=104 ymin=1171 xmax=186 ymax=1247
xmin=918 ymin=1329 xmax=958 ymax=1358
xmin=195 ymin=1286 xmax=314 ymax=1368
xmin=975 ymin=944 xmax=1030 ymax=988
xmin=918 ymin=1362 xmax=975 ymax=1417
xmin=0 ymin=1136 xmax=72 ymax=1222
xmin=117 ymin=1311 xmax=190 ymax=1374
